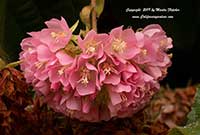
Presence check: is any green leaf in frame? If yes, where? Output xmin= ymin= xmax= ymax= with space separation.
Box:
xmin=70 ymin=20 xmax=79 ymax=33
xmin=187 ymin=85 xmax=200 ymax=124
xmin=168 ymin=128 xmax=183 ymax=135
xmin=168 ymin=121 xmax=200 ymax=135
xmin=95 ymin=0 xmax=105 ymax=18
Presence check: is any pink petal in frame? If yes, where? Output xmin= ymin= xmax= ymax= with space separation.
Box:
xmin=110 ymin=26 xmax=123 ymax=38
xmin=69 ymin=71 xmax=79 ymax=89
xmin=85 ymin=62 xmax=97 ymax=71
xmin=34 ymin=68 xmax=49 ymax=81
xmin=76 ymin=81 xmax=96 ymax=96
xmin=122 ymin=72 xmax=133 ymax=82
xmin=50 ymin=82 xmax=61 ymax=90
xmin=145 ymin=66 xmax=162 ymax=79
xmin=119 ymin=63 xmax=137 ymax=73
xmin=114 ymin=83 xmax=132 ymax=93
xmin=48 ymin=67 xmax=61 ymax=83
xmin=66 ymin=97 xmax=81 ymax=111
xmin=122 ymin=28 xmax=136 ymax=43
xmin=122 ymin=45 xmax=140 ymax=59
xmin=21 ymin=37 xmax=40 ymax=50
xmin=45 ymin=17 xmax=69 ymax=31
xmin=99 ymin=70 xmax=106 ymax=84
xmin=60 ymin=92 xmax=72 ymax=105
xmin=48 ymin=39 xmax=68 ymax=52
xmin=104 ymin=74 xmax=121 ymax=85
xmin=53 ymin=93 xmax=61 ymax=102
xmin=143 ymin=24 xmax=163 ymax=37
xmin=56 ymin=50 xmax=73 ymax=65
xmin=60 ymin=75 xmax=70 ymax=87
xmin=135 ymin=32 xmax=144 ymax=47
xmin=28 ymin=29 xmax=53 ymax=45
xmin=82 ymin=99 xmax=91 ymax=113
xmin=35 ymin=81 xmax=50 ymax=95
xmin=37 ymin=45 xmax=53 ymax=61
xmin=109 ymin=90 xmax=122 ymax=105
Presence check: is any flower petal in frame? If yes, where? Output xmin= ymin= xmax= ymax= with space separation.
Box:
xmin=56 ymin=50 xmax=73 ymax=65
xmin=66 ymin=97 xmax=81 ymax=111
xmin=37 ymin=45 xmax=53 ymax=61
xmin=109 ymin=90 xmax=122 ymax=105
xmin=104 ymin=74 xmax=120 ymax=85
xmin=76 ymin=81 xmax=96 ymax=96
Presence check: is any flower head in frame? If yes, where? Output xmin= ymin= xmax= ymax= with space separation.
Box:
xmin=78 ymin=30 xmax=108 ymax=59
xmin=20 ymin=19 xmax=172 ymax=122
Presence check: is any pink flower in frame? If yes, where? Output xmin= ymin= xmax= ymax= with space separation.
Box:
xmin=105 ymin=26 xmax=140 ymax=63
xmin=20 ymin=38 xmax=57 ymax=82
xmin=78 ymin=30 xmax=108 ymax=59
xmin=133 ymin=24 xmax=173 ymax=79
xmin=48 ymin=51 xmax=76 ymax=88
xmin=69 ymin=56 xmax=99 ymax=96
xmin=48 ymin=61 xmax=76 ymax=87
xmin=143 ymin=24 xmax=173 ymax=50
xmin=28 ymin=17 xmax=72 ymax=52
xmin=98 ymin=54 xmax=121 ymax=85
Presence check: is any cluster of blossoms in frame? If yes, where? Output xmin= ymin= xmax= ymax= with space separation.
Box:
xmin=20 ymin=17 xmax=172 ymax=122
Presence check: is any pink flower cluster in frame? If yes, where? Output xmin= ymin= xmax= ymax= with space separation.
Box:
xmin=20 ymin=17 xmax=172 ymax=122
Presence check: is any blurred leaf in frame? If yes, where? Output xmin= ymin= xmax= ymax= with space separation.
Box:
xmin=0 ymin=58 xmax=6 ymax=70
xmin=80 ymin=5 xmax=92 ymax=29
xmin=168 ymin=86 xmax=200 ymax=135
xmin=168 ymin=121 xmax=200 ymax=135
xmin=168 ymin=128 xmax=184 ymax=135
xmin=95 ymin=0 xmax=105 ymax=18
xmin=187 ymin=85 xmax=200 ymax=124
xmin=5 ymin=61 xmax=21 ymax=68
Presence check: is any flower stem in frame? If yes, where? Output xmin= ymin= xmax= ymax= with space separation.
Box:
xmin=91 ymin=0 xmax=97 ymax=32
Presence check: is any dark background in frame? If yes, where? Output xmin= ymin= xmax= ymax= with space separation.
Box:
xmin=1 ymin=0 xmax=200 ymax=88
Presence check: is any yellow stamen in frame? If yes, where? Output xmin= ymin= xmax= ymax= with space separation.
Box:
xmin=58 ymin=68 xmax=65 ymax=75
xmin=51 ymin=31 xmax=67 ymax=38
xmin=168 ymin=53 xmax=173 ymax=58
xmin=51 ymin=32 xmax=57 ymax=38
xmin=35 ymin=62 xmax=44 ymax=69
xmin=141 ymin=49 xmax=147 ymax=55
xmin=112 ymin=39 xmax=127 ymax=53
xmin=85 ymin=40 xmax=101 ymax=54
xmin=78 ymin=67 xmax=90 ymax=85
xmin=160 ymin=39 xmax=167 ymax=47
xmin=120 ymin=93 xmax=127 ymax=102
xmin=102 ymin=63 xmax=113 ymax=75
xmin=86 ymin=46 xmax=96 ymax=54
xmin=28 ymin=48 xmax=32 ymax=51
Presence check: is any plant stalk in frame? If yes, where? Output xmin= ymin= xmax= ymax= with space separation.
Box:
xmin=91 ymin=0 xmax=97 ymax=31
